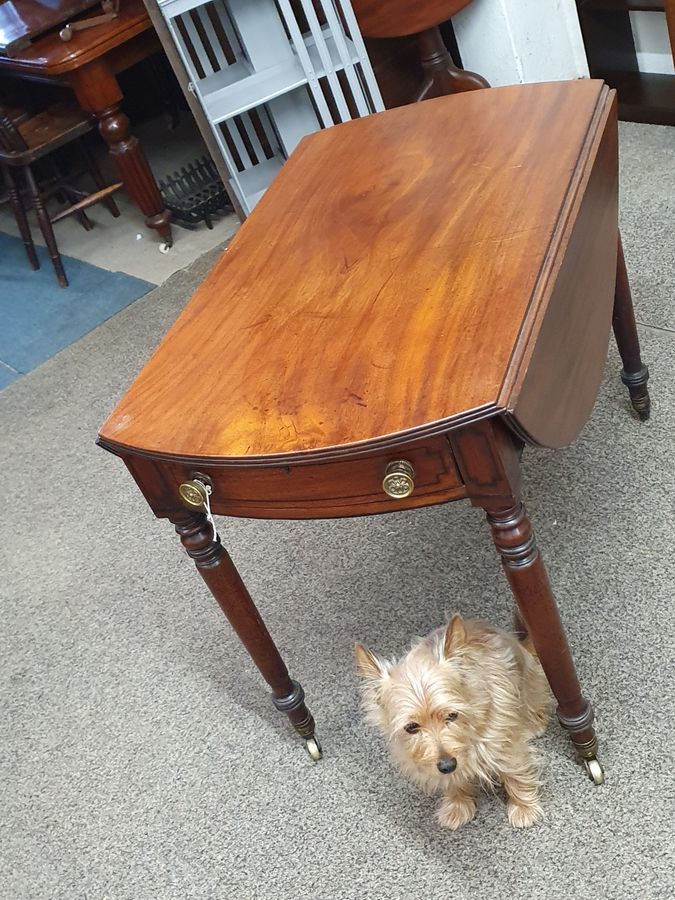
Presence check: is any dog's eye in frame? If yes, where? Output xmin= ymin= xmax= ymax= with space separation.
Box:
xmin=446 ymin=712 xmax=458 ymax=723
xmin=404 ymin=722 xmax=421 ymax=734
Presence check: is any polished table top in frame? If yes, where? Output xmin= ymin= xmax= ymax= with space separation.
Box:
xmin=99 ymin=80 xmax=617 ymax=465
xmin=0 ymin=0 xmax=99 ymax=56
xmin=351 ymin=0 xmax=472 ymax=38
xmin=0 ymin=0 xmax=151 ymax=74
xmin=96 ymin=79 xmax=626 ymax=782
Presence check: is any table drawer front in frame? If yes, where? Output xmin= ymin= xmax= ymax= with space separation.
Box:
xmin=160 ymin=437 xmax=466 ymax=518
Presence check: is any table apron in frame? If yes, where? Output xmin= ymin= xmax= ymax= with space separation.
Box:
xmin=121 ymin=435 xmax=469 ymax=520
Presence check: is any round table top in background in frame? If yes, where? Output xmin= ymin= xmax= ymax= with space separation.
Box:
xmin=350 ymin=0 xmax=473 ymax=38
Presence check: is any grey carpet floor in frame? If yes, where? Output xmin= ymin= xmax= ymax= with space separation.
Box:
xmin=1 ymin=122 xmax=674 ymax=900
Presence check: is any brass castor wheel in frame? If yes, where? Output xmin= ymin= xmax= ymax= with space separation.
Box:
xmin=584 ymin=757 xmax=605 ymax=785
xmin=306 ymin=735 xmax=323 ymax=761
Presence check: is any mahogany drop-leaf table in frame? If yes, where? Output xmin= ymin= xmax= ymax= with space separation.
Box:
xmin=99 ymin=81 xmax=650 ymax=783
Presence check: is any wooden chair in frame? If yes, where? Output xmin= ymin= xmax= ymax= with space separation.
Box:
xmin=0 ymin=102 xmax=123 ymax=287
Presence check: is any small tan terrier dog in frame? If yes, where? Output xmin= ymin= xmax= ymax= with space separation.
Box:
xmin=355 ymin=614 xmax=552 ymax=829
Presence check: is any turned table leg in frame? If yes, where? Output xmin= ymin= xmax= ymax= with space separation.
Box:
xmin=485 ymin=502 xmax=604 ymax=784
xmin=68 ymin=61 xmax=173 ymax=246
xmin=170 ymin=509 xmax=321 ymax=759
xmin=613 ymin=234 xmax=650 ymax=420
xmin=450 ymin=420 xmax=604 ymax=783
xmin=416 ymin=26 xmax=489 ymax=101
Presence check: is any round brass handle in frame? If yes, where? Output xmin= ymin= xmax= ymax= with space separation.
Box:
xmin=178 ymin=479 xmax=209 ymax=509
xmin=382 ymin=460 xmax=415 ymax=499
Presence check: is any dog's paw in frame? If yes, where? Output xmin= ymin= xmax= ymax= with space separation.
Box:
xmin=436 ymin=797 xmax=477 ymax=830
xmin=530 ymin=710 xmax=551 ymax=738
xmin=506 ymin=800 xmax=543 ymax=828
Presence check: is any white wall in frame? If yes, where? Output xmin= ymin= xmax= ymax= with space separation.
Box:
xmin=630 ymin=11 xmax=675 ymax=75
xmin=452 ymin=0 xmax=589 ymax=87
xmin=452 ymin=0 xmax=674 ymax=83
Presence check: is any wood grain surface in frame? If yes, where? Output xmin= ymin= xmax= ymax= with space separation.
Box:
xmin=99 ymin=80 xmax=616 ymax=464
xmin=120 ymin=435 xmax=467 ymax=519
xmin=0 ymin=0 xmax=100 ymax=56
xmin=0 ymin=0 xmax=151 ymax=75
xmin=509 ymin=94 xmax=618 ymax=447
xmin=351 ymin=0 xmax=473 ymax=38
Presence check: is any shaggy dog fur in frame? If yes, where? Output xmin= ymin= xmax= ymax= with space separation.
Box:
xmin=356 ymin=615 xmax=552 ymax=828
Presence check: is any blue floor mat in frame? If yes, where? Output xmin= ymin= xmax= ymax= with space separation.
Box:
xmin=0 ymin=232 xmax=154 ymax=387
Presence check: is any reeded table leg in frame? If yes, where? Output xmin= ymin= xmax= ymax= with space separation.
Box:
xmin=613 ymin=235 xmax=650 ymax=420
xmin=69 ymin=61 xmax=173 ymax=247
xmin=170 ymin=508 xmax=321 ymax=760
xmin=485 ymin=502 xmax=604 ymax=784
xmin=97 ymin=103 xmax=173 ymax=245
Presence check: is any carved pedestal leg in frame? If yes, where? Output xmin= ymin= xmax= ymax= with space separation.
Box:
xmin=485 ymin=502 xmax=603 ymax=783
xmin=170 ymin=509 xmax=320 ymax=757
xmin=416 ymin=26 xmax=489 ymax=101
xmin=613 ymin=235 xmax=650 ymax=420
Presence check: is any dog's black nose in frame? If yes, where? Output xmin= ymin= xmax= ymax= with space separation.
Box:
xmin=437 ymin=756 xmax=457 ymax=774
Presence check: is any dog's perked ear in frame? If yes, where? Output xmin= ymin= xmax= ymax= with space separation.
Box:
xmin=355 ymin=643 xmax=388 ymax=682
xmin=443 ymin=614 xmax=467 ymax=658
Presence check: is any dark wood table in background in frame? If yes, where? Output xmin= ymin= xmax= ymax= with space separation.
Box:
xmin=98 ymin=81 xmax=650 ymax=785
xmin=0 ymin=0 xmax=172 ymax=243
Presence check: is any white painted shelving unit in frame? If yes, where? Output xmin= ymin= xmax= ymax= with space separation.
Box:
xmin=156 ymin=0 xmax=384 ymax=214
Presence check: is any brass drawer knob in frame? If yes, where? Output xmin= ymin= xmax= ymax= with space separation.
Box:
xmin=178 ymin=479 xmax=209 ymax=509
xmin=382 ymin=460 xmax=415 ymax=499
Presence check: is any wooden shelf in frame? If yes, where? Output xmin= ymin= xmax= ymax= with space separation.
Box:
xmin=602 ymin=69 xmax=675 ymax=123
